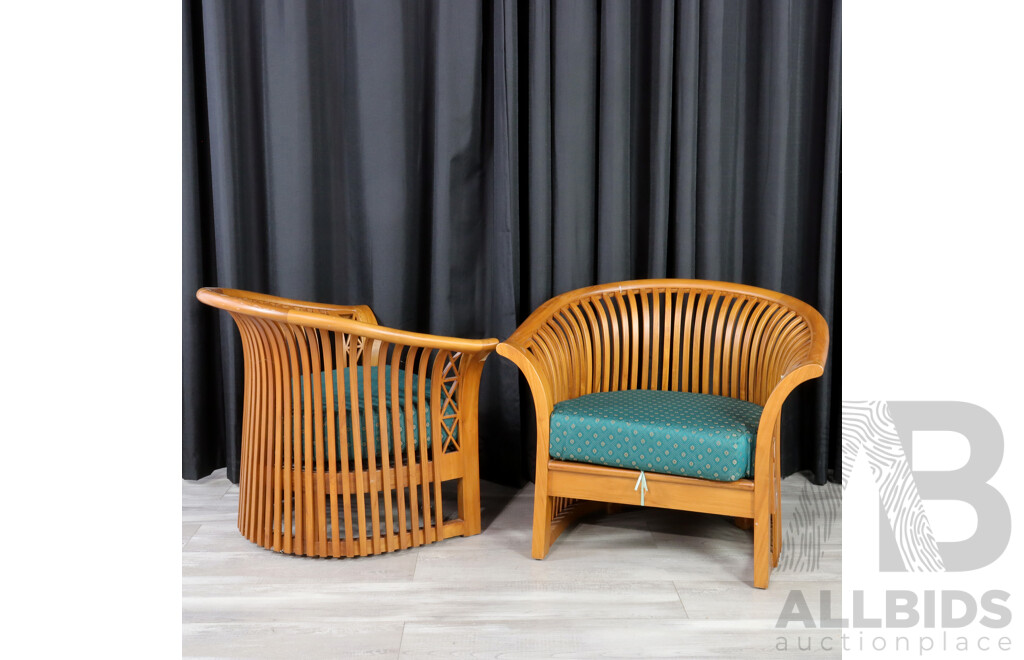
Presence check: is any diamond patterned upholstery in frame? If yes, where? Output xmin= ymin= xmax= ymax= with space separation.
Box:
xmin=549 ymin=389 xmax=763 ymax=482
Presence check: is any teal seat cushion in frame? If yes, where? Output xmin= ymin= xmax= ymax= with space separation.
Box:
xmin=549 ymin=390 xmax=763 ymax=482
xmin=301 ymin=366 xmax=455 ymax=462
xmin=318 ymin=365 xmax=419 ymax=412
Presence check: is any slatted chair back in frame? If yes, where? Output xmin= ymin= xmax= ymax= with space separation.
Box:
xmin=510 ymin=281 xmax=825 ymax=410
xmin=497 ymin=279 xmax=828 ymax=588
xmin=197 ymin=287 xmax=498 ymax=558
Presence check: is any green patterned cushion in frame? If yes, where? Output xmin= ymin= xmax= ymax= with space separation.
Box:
xmin=301 ymin=366 xmax=450 ymax=462
xmin=549 ymin=390 xmax=763 ymax=482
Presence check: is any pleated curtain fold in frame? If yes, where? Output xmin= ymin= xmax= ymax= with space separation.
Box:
xmin=183 ymin=0 xmax=840 ymax=486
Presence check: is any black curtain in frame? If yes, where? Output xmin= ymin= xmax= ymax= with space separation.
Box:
xmin=184 ymin=0 xmax=841 ymax=487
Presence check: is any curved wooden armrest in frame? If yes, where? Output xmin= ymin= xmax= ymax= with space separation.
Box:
xmin=197 ymin=287 xmax=498 ymax=355
xmin=198 ymin=287 xmax=378 ymax=324
xmin=752 ymin=360 xmax=828 ymax=485
xmin=496 ymin=341 xmax=557 ymax=418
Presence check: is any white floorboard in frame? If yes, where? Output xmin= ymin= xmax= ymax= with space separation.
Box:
xmin=183 ymin=469 xmax=841 ymax=658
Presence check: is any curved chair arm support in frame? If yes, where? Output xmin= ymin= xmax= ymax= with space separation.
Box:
xmin=752 ymin=362 xmax=827 ymax=485
xmin=198 ymin=287 xmax=378 ymax=324
xmin=495 ymin=342 xmax=556 ymax=420
xmin=198 ymin=287 xmax=498 ymax=354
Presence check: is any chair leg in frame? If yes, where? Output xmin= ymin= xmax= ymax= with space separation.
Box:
xmin=771 ymin=483 xmax=782 ymax=568
xmin=753 ymin=511 xmax=772 ymax=589
xmin=733 ymin=516 xmax=754 ymax=531
xmin=458 ymin=475 xmax=482 ymax=537
xmin=771 ymin=425 xmax=782 ymax=567
xmin=531 ymin=492 xmax=554 ymax=559
xmin=753 ymin=463 xmax=773 ymax=588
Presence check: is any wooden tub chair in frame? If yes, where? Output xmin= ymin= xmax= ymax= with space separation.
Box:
xmin=496 ymin=279 xmax=828 ymax=588
xmin=196 ymin=288 xmax=498 ymax=557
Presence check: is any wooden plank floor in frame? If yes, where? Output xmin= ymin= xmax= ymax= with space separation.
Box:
xmin=183 ymin=470 xmax=841 ymax=658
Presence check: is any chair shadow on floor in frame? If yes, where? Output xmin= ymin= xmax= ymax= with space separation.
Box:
xmin=440 ymin=479 xmax=521 ymax=534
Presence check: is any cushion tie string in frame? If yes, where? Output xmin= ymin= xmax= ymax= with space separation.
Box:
xmin=634 ymin=470 xmax=648 ymax=506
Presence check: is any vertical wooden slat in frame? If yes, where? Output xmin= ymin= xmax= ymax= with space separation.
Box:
xmin=244 ymin=315 xmax=262 ymax=543
xmin=627 ymin=292 xmax=641 ymax=390
xmin=568 ymin=305 xmax=593 ymax=399
xmin=553 ymin=314 xmax=576 ymax=401
xmin=728 ymin=298 xmax=755 ymax=400
xmin=550 ymin=313 xmax=576 ymax=400
xmin=760 ymin=310 xmax=795 ymax=404
xmin=404 ymin=347 xmax=423 ymax=546
xmin=321 ymin=329 xmax=341 ymax=557
xmin=293 ymin=325 xmax=316 ymax=555
xmin=596 ymin=298 xmax=610 ymax=392
xmin=719 ymin=296 xmax=746 ymax=397
xmin=685 ymin=292 xmax=702 ymax=393
xmin=232 ymin=315 xmax=256 ymax=542
xmin=254 ymin=318 xmax=276 ymax=549
xmin=534 ymin=326 xmax=563 ymax=402
xmin=700 ymin=292 xmax=720 ymax=395
xmin=375 ymin=341 xmax=398 ymax=552
xmin=416 ymin=349 xmax=434 ymax=544
xmin=531 ymin=331 xmax=554 ymax=401
xmin=306 ymin=327 xmax=328 ymax=556
xmin=660 ymin=290 xmax=674 ymax=391
xmin=612 ymin=293 xmax=629 ymax=391
xmin=263 ymin=319 xmax=289 ymax=553
xmin=361 ymin=340 xmax=382 ymax=555
xmin=599 ymin=295 xmax=615 ymax=393
xmin=759 ymin=312 xmax=802 ymax=403
xmin=743 ymin=305 xmax=769 ymax=405
xmin=711 ymin=296 xmax=732 ymax=396
xmin=738 ymin=301 xmax=766 ymax=403
xmin=347 ymin=332 xmax=368 ymax=556
xmin=244 ymin=318 xmax=266 ymax=547
xmin=747 ymin=305 xmax=781 ymax=405
xmin=578 ymin=299 xmax=603 ymax=396
xmin=430 ymin=351 xmax=449 ymax=543
xmin=276 ymin=320 xmax=298 ymax=554
xmin=650 ymin=289 xmax=662 ymax=391
xmin=231 ymin=314 xmax=247 ymax=534
xmin=390 ymin=345 xmax=410 ymax=549
xmin=335 ymin=332 xmax=355 ymax=557
xmin=253 ymin=322 xmax=275 ymax=552
xmin=670 ymin=291 xmax=685 ymax=392
xmin=569 ymin=308 xmax=589 ymax=398
xmin=640 ymin=290 xmax=653 ymax=390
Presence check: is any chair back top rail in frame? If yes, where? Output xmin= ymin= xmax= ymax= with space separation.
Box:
xmin=197 ymin=287 xmax=499 ymax=354
xmin=502 ymin=279 xmax=828 ymax=370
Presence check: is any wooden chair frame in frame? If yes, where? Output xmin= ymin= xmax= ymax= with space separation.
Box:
xmin=496 ymin=279 xmax=828 ymax=588
xmin=197 ymin=288 xmax=498 ymax=557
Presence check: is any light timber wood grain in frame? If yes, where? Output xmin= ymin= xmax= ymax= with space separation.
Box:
xmin=183 ymin=470 xmax=840 ymax=657
xmin=496 ymin=279 xmax=829 ymax=588
xmin=196 ymin=288 xmax=498 ymax=559
xmin=183 ymin=621 xmax=405 ymax=659
xmin=398 ymin=619 xmax=841 ymax=658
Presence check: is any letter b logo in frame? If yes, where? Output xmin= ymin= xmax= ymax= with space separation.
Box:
xmin=842 ymin=401 xmax=1011 ymax=571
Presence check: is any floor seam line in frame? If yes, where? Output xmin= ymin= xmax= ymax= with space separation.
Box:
xmin=673 ymin=582 xmax=689 ymax=618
